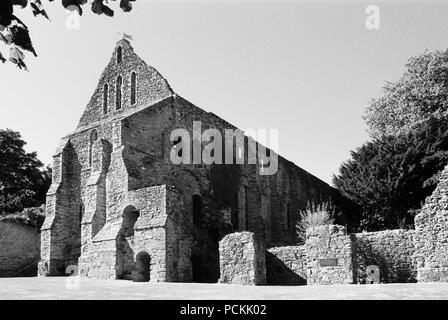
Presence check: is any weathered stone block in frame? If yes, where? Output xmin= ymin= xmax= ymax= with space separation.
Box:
xmin=305 ymin=225 xmax=355 ymax=285
xmin=219 ymin=232 xmax=266 ymax=285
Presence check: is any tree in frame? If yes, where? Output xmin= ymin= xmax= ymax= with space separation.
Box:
xmin=333 ymin=117 xmax=448 ymax=232
xmin=0 ymin=0 xmax=136 ymax=70
xmin=0 ymin=129 xmax=51 ymax=214
xmin=364 ymin=49 xmax=448 ymax=137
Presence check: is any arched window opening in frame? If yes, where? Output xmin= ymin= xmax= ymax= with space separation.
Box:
xmin=116 ymin=75 xmax=122 ymax=110
xmin=122 ymin=205 xmax=139 ymax=237
xmin=117 ymin=46 xmax=122 ymax=63
xmin=130 ymin=72 xmax=137 ymax=105
xmin=192 ymin=195 xmax=202 ymax=226
xmin=103 ymin=83 xmax=108 ymax=114
xmin=89 ymin=129 xmax=98 ymax=168
xmin=134 ymin=252 xmax=151 ymax=282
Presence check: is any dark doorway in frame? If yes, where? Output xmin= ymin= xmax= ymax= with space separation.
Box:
xmin=191 ymin=242 xmax=220 ymax=283
xmin=134 ymin=251 xmax=151 ymax=282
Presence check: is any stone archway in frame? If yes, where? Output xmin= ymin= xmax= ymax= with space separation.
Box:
xmin=133 ymin=251 xmax=151 ymax=282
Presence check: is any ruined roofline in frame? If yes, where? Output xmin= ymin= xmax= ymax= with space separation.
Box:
xmin=176 ymin=96 xmax=332 ymax=186
xmin=59 ymin=91 xmax=331 ymax=187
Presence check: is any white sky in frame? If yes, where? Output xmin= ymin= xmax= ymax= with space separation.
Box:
xmin=1 ymin=0 xmax=448 ymax=184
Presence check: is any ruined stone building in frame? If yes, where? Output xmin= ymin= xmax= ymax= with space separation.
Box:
xmin=39 ymin=39 xmax=334 ymax=282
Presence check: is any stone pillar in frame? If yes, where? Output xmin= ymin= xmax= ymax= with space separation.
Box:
xmin=305 ymin=224 xmax=355 ymax=285
xmin=78 ymin=139 xmax=111 ymax=277
xmin=39 ymin=139 xmax=72 ymax=277
xmin=218 ymin=231 xmax=266 ymax=285
xmin=414 ymin=165 xmax=448 ymax=282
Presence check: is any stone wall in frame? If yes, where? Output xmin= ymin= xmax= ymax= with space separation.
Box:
xmin=414 ymin=165 xmax=448 ymax=282
xmin=354 ymin=230 xmax=416 ymax=283
xmin=0 ymin=221 xmax=40 ymax=277
xmin=266 ymin=246 xmax=307 ymax=285
xmin=265 ymin=228 xmax=417 ymax=285
xmin=219 ymin=232 xmax=266 ymax=285
xmin=305 ymin=225 xmax=355 ymax=285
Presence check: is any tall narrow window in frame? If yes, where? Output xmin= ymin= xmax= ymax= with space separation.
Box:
xmin=244 ymin=186 xmax=249 ymax=230
xmin=286 ymin=202 xmax=291 ymax=231
xmin=117 ymin=46 xmax=122 ymax=63
xmin=116 ymin=75 xmax=122 ymax=110
xmin=89 ymin=129 xmax=98 ymax=167
xmin=193 ymin=195 xmax=202 ymax=226
xmin=130 ymin=72 xmax=137 ymax=105
xmin=103 ymin=83 xmax=108 ymax=114
xmin=231 ymin=191 xmax=239 ymax=231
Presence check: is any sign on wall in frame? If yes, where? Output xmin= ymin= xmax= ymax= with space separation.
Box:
xmin=319 ymin=258 xmax=339 ymax=267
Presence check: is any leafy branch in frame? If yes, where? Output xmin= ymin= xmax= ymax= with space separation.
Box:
xmin=0 ymin=0 xmax=136 ymax=71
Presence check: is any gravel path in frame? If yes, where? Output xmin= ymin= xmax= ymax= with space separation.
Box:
xmin=1 ymin=277 xmax=448 ymax=300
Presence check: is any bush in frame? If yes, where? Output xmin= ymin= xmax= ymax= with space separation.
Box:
xmin=296 ymin=202 xmax=334 ymax=243
xmin=0 ymin=205 xmax=45 ymax=228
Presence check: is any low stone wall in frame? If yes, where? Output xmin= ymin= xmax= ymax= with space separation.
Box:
xmin=354 ymin=229 xmax=416 ymax=283
xmin=219 ymin=232 xmax=266 ymax=285
xmin=305 ymin=225 xmax=355 ymax=285
xmin=0 ymin=221 xmax=41 ymax=277
xmin=414 ymin=165 xmax=448 ymax=282
xmin=266 ymin=246 xmax=307 ymax=285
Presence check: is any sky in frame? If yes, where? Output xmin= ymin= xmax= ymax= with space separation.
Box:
xmin=2 ymin=0 xmax=448 ymax=184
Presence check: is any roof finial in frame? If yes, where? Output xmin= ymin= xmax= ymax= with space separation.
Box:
xmin=117 ymin=32 xmax=133 ymax=41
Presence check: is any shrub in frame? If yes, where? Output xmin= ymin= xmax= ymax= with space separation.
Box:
xmin=296 ymin=202 xmax=334 ymax=243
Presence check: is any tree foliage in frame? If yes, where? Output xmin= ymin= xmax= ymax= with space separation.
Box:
xmin=333 ymin=117 xmax=448 ymax=232
xmin=0 ymin=129 xmax=51 ymax=214
xmin=0 ymin=0 xmax=136 ymax=70
xmin=364 ymin=50 xmax=448 ymax=137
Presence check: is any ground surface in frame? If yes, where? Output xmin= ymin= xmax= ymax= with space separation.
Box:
xmin=1 ymin=277 xmax=448 ymax=299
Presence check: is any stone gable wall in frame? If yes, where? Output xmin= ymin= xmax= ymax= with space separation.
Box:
xmin=77 ymin=39 xmax=173 ymax=129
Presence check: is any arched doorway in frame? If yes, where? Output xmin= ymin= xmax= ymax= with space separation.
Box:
xmin=134 ymin=251 xmax=151 ymax=282
xmin=118 ymin=205 xmax=140 ymax=279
